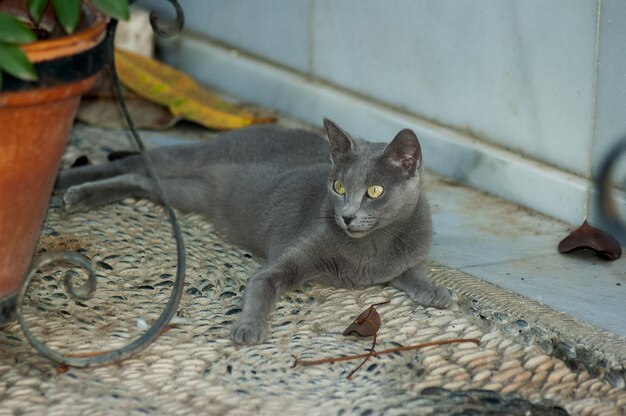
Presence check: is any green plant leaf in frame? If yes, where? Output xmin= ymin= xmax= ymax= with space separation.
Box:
xmin=0 ymin=13 xmax=38 ymax=44
xmin=91 ymin=0 xmax=129 ymax=21
xmin=28 ymin=0 xmax=49 ymax=25
xmin=0 ymin=43 xmax=38 ymax=81
xmin=53 ymin=0 xmax=80 ymax=34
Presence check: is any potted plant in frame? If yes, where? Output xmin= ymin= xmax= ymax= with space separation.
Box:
xmin=0 ymin=0 xmax=129 ymax=325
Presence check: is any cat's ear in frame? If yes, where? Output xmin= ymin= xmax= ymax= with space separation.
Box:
xmin=323 ymin=118 xmax=355 ymax=162
xmin=383 ymin=129 xmax=422 ymax=176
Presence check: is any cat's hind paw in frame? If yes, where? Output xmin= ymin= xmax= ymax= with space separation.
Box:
xmin=63 ymin=186 xmax=88 ymax=213
xmin=230 ymin=320 xmax=268 ymax=345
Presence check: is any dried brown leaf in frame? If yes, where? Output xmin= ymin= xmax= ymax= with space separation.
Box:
xmin=342 ymin=301 xmax=389 ymax=337
xmin=115 ymin=49 xmax=277 ymax=130
xmin=558 ymin=220 xmax=622 ymax=261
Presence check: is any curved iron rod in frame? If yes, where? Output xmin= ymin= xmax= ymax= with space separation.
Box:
xmin=596 ymin=136 xmax=626 ymax=245
xmin=17 ymin=3 xmax=187 ymax=367
xmin=147 ymin=0 xmax=184 ymax=37
xmin=17 ymin=252 xmax=97 ymax=364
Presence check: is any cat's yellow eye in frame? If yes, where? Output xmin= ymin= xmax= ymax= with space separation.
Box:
xmin=333 ymin=180 xmax=346 ymax=195
xmin=367 ymin=185 xmax=384 ymax=199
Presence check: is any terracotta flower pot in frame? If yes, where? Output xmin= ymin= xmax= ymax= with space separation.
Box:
xmin=0 ymin=5 xmax=108 ymax=325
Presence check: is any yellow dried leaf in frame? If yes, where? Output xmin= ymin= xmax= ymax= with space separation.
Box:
xmin=114 ymin=49 xmax=275 ymax=130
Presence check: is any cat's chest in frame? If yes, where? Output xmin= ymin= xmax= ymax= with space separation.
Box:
xmin=318 ymin=236 xmax=420 ymax=287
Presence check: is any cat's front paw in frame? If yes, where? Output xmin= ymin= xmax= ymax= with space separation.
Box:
xmin=63 ymin=185 xmax=93 ymax=213
xmin=230 ymin=320 xmax=268 ymax=345
xmin=413 ymin=285 xmax=452 ymax=309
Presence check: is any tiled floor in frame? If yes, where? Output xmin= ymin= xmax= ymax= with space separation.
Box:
xmin=427 ymin=175 xmax=626 ymax=338
xmin=138 ymin=124 xmax=626 ymax=339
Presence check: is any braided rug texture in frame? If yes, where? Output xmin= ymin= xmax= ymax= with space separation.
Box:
xmin=0 ymin=125 xmax=625 ymax=416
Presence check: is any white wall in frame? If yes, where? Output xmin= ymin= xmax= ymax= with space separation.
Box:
xmin=143 ymin=0 xmax=626 ymax=226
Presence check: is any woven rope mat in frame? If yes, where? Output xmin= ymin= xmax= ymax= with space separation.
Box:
xmin=1 ymin=125 xmax=625 ymax=416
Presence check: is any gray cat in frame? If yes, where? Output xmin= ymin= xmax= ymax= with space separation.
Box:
xmin=56 ymin=119 xmax=451 ymax=345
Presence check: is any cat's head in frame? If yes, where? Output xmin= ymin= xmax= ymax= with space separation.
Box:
xmin=323 ymin=118 xmax=423 ymax=238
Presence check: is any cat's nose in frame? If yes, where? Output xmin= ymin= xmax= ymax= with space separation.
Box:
xmin=342 ymin=215 xmax=355 ymax=226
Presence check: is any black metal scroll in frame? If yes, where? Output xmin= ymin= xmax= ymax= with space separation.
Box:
xmin=596 ymin=136 xmax=626 ymax=246
xmin=16 ymin=0 xmax=187 ymax=367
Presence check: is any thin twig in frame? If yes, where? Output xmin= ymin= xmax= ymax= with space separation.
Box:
xmin=292 ymin=338 xmax=480 ymax=368
xmin=346 ymin=333 xmax=377 ymax=379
